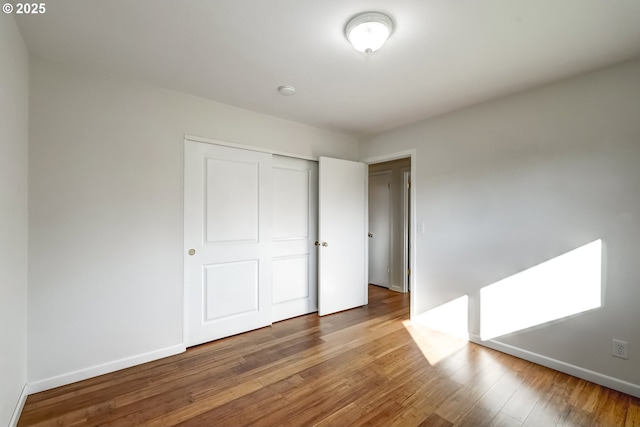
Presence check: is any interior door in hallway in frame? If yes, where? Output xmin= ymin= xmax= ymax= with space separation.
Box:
xmin=184 ymin=141 xmax=272 ymax=347
xmin=272 ymin=156 xmax=318 ymax=322
xmin=318 ymin=157 xmax=367 ymax=316
xmin=368 ymin=171 xmax=391 ymax=288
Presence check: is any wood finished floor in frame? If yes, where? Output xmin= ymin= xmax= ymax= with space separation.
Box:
xmin=19 ymin=285 xmax=640 ymax=427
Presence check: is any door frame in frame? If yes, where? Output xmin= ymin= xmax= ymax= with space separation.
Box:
xmin=402 ymin=167 xmax=411 ymax=294
xmin=362 ymin=150 xmax=416 ymax=319
xmin=185 ymin=134 xmax=318 ymax=161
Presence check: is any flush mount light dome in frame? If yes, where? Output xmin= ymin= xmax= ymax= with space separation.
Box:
xmin=345 ymin=12 xmax=394 ymax=54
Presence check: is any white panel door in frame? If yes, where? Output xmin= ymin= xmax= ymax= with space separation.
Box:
xmin=318 ymin=157 xmax=367 ymax=316
xmin=184 ymin=141 xmax=272 ymax=347
xmin=368 ymin=171 xmax=391 ymax=288
xmin=272 ymin=156 xmax=318 ymax=322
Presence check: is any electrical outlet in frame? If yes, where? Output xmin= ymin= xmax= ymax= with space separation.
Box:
xmin=612 ymin=339 xmax=629 ymax=359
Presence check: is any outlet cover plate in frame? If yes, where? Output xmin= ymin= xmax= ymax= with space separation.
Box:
xmin=612 ymin=339 xmax=629 ymax=359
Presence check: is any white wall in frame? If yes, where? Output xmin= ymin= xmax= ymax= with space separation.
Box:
xmin=360 ymin=58 xmax=640 ymax=394
xmin=28 ymin=56 xmax=358 ymax=390
xmin=0 ymin=14 xmax=29 ymax=427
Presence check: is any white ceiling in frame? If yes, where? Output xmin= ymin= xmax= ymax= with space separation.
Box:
xmin=15 ymin=0 xmax=640 ymax=137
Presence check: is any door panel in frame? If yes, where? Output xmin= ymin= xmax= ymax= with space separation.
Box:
xmin=185 ymin=141 xmax=272 ymax=347
xmin=204 ymin=260 xmax=258 ymax=320
xmin=273 ymin=165 xmax=309 ymax=239
xmin=318 ymin=157 xmax=367 ymax=316
xmin=273 ymin=255 xmax=309 ymax=303
xmin=272 ymin=156 xmax=318 ymax=322
xmin=205 ymin=158 xmax=259 ymax=243
xmin=368 ymin=171 xmax=391 ymax=288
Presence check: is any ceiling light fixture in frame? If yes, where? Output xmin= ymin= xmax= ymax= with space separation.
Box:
xmin=345 ymin=12 xmax=394 ymax=55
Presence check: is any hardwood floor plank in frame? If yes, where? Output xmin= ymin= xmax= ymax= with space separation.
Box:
xmin=591 ymin=388 xmax=629 ymax=427
xmin=418 ymin=412 xmax=454 ymax=427
xmin=17 ymin=285 xmax=639 ymax=427
xmin=434 ymin=362 xmax=506 ymax=424
xmin=488 ymin=412 xmax=524 ymax=427
xmin=521 ymin=377 xmax=574 ymax=427
xmin=569 ymin=379 xmax=603 ymax=413
xmin=557 ymin=405 xmax=596 ymax=427
xmin=312 ymin=402 xmax=364 ymax=427
xmin=347 ymin=399 xmax=404 ymax=427
xmin=144 ymin=378 xmax=265 ymax=426
xmin=626 ymin=398 xmax=640 ymax=427
xmin=172 ymin=385 xmax=287 ymax=427
xmin=398 ymin=373 xmax=460 ymax=417
xmin=499 ymin=361 xmax=556 ymax=423
xmin=453 ymin=376 xmax=520 ymax=427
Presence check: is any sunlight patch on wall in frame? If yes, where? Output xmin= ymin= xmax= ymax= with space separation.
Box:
xmin=404 ymin=296 xmax=469 ymax=365
xmin=480 ymin=239 xmax=602 ymax=341
xmin=412 ymin=295 xmax=469 ymax=339
xmin=403 ymin=319 xmax=469 ymax=366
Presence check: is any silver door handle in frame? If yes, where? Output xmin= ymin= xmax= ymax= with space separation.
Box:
xmin=322 ymin=242 xmax=328 ymax=247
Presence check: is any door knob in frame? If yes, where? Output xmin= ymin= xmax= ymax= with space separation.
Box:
xmin=188 ymin=249 xmax=196 ymax=256
xmin=368 ymin=233 xmax=373 ymax=238
xmin=314 ymin=241 xmax=320 ymax=246
xmin=322 ymin=242 xmax=328 ymax=247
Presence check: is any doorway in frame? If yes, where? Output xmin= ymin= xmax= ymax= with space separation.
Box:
xmin=365 ymin=152 xmax=415 ymax=317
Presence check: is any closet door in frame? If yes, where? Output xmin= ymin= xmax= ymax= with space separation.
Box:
xmin=184 ymin=141 xmax=272 ymax=347
xmin=184 ymin=141 xmax=368 ymax=345
xmin=272 ymin=156 xmax=318 ymax=322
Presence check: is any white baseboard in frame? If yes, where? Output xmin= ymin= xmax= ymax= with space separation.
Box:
xmin=469 ymin=334 xmax=640 ymax=398
xmin=389 ymin=283 xmax=404 ymax=292
xmin=28 ymin=344 xmax=186 ymax=394
xmin=9 ymin=383 xmax=29 ymax=427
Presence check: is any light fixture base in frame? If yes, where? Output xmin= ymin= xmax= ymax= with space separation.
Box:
xmin=277 ymin=85 xmax=296 ymax=96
